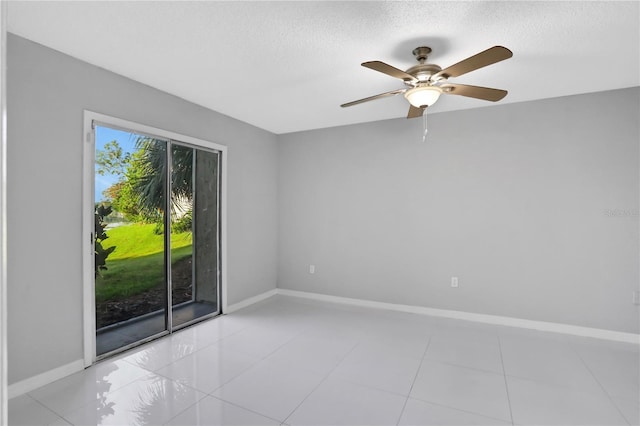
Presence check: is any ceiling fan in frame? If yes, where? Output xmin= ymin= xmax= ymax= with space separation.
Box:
xmin=341 ymin=45 xmax=513 ymax=118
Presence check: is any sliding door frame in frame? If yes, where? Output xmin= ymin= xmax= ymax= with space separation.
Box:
xmin=82 ymin=111 xmax=228 ymax=367
xmin=0 ymin=2 xmax=7 ymax=423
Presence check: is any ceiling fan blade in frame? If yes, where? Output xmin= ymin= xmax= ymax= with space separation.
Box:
xmin=407 ymin=105 xmax=425 ymax=119
xmin=362 ymin=61 xmax=418 ymax=83
xmin=432 ymin=46 xmax=512 ymax=80
xmin=441 ymin=83 xmax=508 ymax=102
xmin=340 ymin=89 xmax=406 ymax=108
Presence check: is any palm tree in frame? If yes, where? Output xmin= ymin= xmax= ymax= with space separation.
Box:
xmin=133 ymin=137 xmax=194 ymax=222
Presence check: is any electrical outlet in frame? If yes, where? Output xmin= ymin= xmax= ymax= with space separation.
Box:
xmin=451 ymin=277 xmax=459 ymax=288
xmin=633 ymin=291 xmax=640 ymax=306
xmin=309 ymin=265 xmax=315 ymax=274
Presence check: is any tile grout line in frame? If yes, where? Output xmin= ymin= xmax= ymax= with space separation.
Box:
xmin=185 ymin=322 xmax=253 ymax=353
xmin=406 ymin=332 xmax=514 ymax=424
xmin=105 ymin=320 xmax=281 ymax=425
xmin=163 ymin=324 xmax=306 ymax=425
xmin=405 ymin=395 xmax=514 ymax=424
xmin=158 ymin=381 xmax=210 ymax=426
xmin=117 ymin=317 xmax=252 ymax=371
xmin=323 ymin=370 xmax=422 ymax=400
xmin=205 ymin=338 xmax=300 ymax=396
xmin=566 ymin=339 xmax=633 ymax=425
xmin=169 ymin=393 xmax=284 ymax=426
xmin=25 ymin=392 xmax=74 ymax=424
xmin=204 ymin=327 xmax=310 ymax=398
xmin=21 ymin=393 xmax=71 ymax=425
xmin=280 ymin=340 xmax=361 ymax=425
xmin=205 ymin=318 xmax=358 ymax=424
xmin=497 ymin=336 xmax=515 ymax=426
xmin=431 ymin=359 xmax=505 ymax=376
xmin=161 ymin=321 xmax=307 ymax=425
xmin=395 ymin=334 xmax=432 ymax=426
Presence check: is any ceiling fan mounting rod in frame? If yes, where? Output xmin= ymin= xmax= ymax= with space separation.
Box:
xmin=412 ymin=46 xmax=432 ymax=63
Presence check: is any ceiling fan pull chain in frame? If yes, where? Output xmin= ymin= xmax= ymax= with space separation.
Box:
xmin=422 ymin=109 xmax=428 ymax=142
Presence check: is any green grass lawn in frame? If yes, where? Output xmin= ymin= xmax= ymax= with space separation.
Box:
xmin=103 ymin=222 xmax=192 ymax=260
xmin=96 ymin=223 xmax=192 ymax=302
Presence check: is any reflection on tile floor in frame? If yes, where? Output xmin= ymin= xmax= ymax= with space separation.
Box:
xmin=97 ymin=301 xmax=218 ymax=356
xmin=10 ymin=295 xmax=640 ymax=425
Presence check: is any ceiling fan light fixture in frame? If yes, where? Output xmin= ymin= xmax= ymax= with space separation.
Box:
xmin=404 ymin=85 xmax=442 ymax=108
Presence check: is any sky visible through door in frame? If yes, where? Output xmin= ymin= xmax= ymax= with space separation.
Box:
xmin=95 ymin=126 xmax=137 ymax=203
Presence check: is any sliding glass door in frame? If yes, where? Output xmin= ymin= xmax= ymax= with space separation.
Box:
xmin=93 ymin=125 xmax=221 ymax=358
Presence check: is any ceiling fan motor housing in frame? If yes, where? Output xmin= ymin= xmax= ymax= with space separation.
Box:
xmin=407 ymin=47 xmax=442 ymax=82
xmin=405 ymin=63 xmax=443 ymax=83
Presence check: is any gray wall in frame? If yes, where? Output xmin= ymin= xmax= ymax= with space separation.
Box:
xmin=7 ymin=34 xmax=279 ymax=384
xmin=278 ymin=87 xmax=640 ymax=334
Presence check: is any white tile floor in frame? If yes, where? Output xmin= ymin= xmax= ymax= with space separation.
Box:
xmin=9 ymin=295 xmax=640 ymax=425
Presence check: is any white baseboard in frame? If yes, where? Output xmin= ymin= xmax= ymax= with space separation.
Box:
xmin=277 ymin=288 xmax=640 ymax=345
xmin=226 ymin=288 xmax=278 ymax=314
xmin=8 ymin=359 xmax=84 ymax=399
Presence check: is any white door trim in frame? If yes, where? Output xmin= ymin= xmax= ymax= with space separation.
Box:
xmin=0 ymin=1 xmax=8 ymax=422
xmin=82 ymin=110 xmax=228 ymax=366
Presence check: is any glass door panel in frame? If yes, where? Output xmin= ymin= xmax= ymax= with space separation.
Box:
xmin=94 ymin=126 xmax=169 ymax=357
xmin=171 ymin=144 xmax=220 ymax=328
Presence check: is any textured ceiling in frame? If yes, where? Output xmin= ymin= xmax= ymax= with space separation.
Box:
xmin=7 ymin=1 xmax=640 ymax=134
